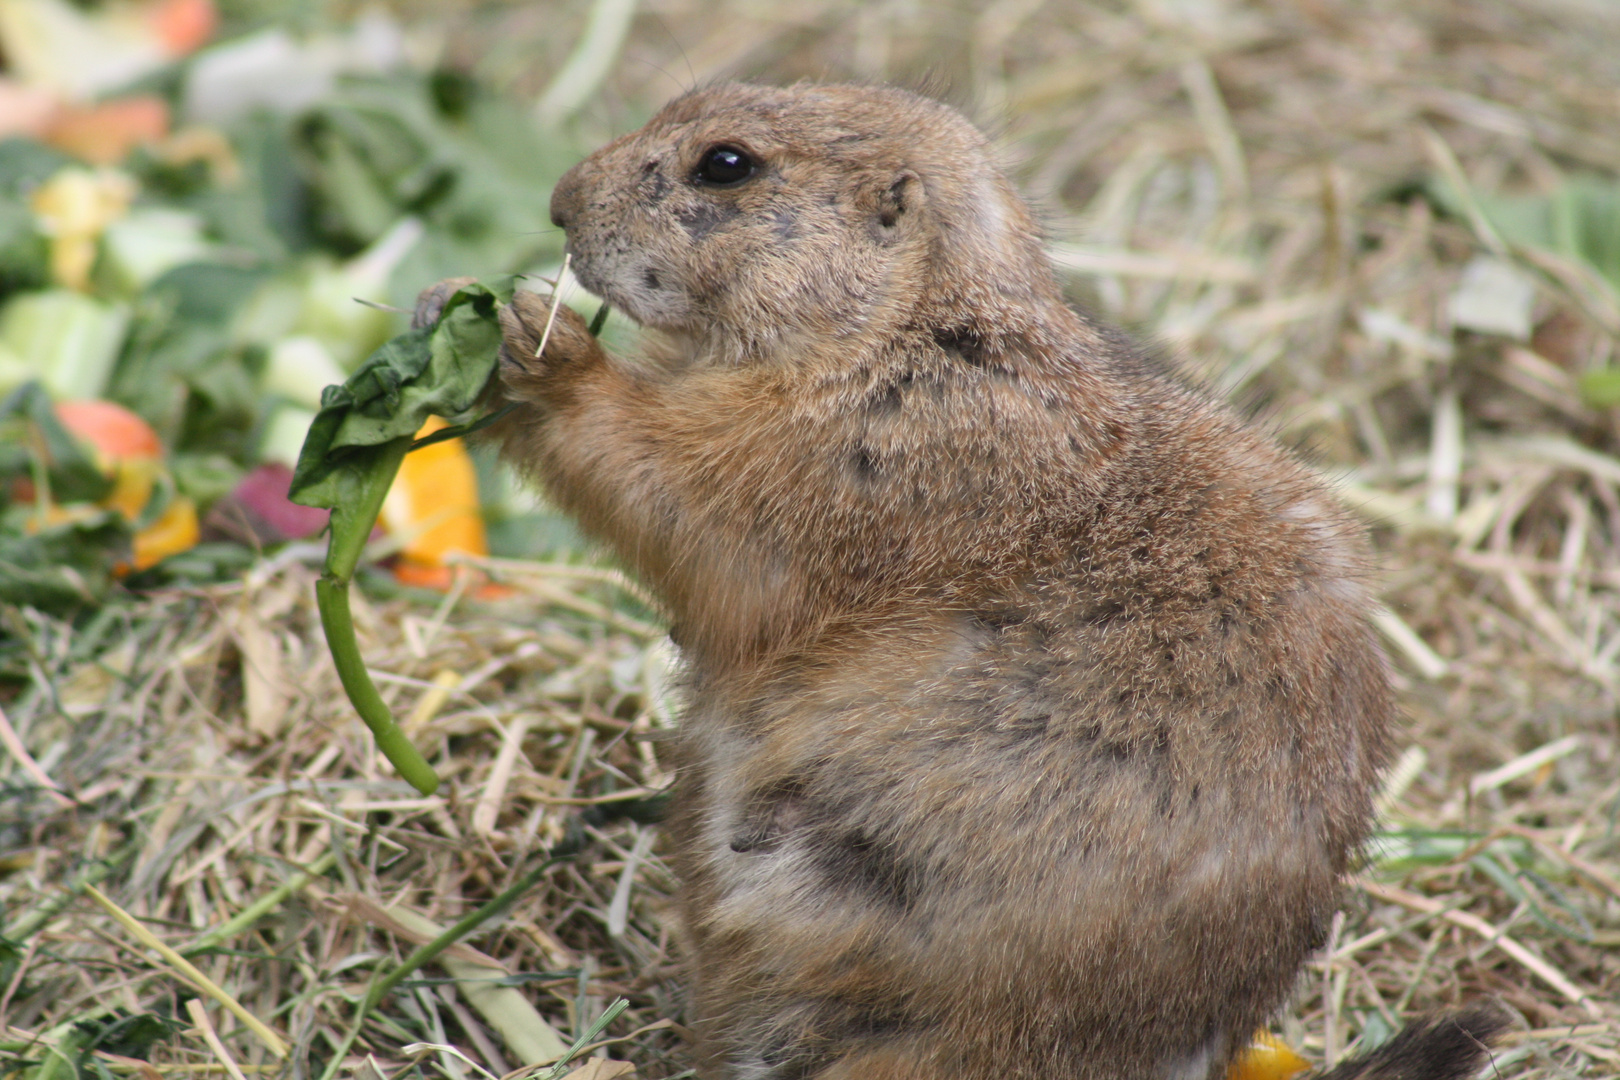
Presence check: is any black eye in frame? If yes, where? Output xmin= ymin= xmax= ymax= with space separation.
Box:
xmin=696 ymin=144 xmax=756 ymax=185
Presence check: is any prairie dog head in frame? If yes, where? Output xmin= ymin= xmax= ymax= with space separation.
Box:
xmin=548 ymin=82 xmax=1058 ymax=364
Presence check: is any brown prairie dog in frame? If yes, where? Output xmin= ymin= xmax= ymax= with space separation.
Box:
xmin=418 ymin=82 xmax=1501 ymax=1080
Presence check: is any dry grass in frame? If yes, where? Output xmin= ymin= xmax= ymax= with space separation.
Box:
xmin=5 ymin=0 xmax=1620 ymax=1076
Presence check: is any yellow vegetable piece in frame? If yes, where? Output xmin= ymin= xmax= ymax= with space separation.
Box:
xmin=131 ymin=493 xmax=197 ymax=571
xmin=30 ymin=166 xmax=136 ymax=290
xmin=381 ymin=416 xmax=487 ymax=589
xmin=1228 ymin=1032 xmax=1310 ymax=1080
xmin=101 ymin=456 xmax=159 ymax=520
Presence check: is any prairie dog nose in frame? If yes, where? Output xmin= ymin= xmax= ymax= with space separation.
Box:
xmin=549 ymin=166 xmax=586 ymax=231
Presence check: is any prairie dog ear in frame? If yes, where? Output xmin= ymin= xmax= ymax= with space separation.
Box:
xmin=868 ymin=169 xmax=923 ymax=243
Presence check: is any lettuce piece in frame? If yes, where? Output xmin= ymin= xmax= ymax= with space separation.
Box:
xmin=0 ymin=289 xmax=130 ymax=400
xmin=288 ymin=277 xmax=511 ymax=510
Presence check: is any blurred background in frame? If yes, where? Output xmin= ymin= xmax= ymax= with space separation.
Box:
xmin=1 ymin=1 xmax=1618 ymax=1078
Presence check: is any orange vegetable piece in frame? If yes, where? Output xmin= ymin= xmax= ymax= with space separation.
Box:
xmin=45 ymin=96 xmax=170 ymax=165
xmin=382 ymin=417 xmax=488 ymax=590
xmin=149 ymin=0 xmax=218 ymax=55
xmin=53 ymin=400 xmax=200 ymax=570
xmin=55 ymin=400 xmax=163 ymax=461
xmin=1228 ymin=1032 xmax=1310 ymax=1080
xmin=55 ymin=401 xmax=163 ymax=520
xmin=100 ymin=456 xmax=160 ymax=521
xmin=131 ymin=494 xmax=198 ymax=571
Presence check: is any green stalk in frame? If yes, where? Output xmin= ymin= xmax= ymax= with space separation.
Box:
xmin=315 ymin=854 xmax=566 ymax=1080
xmin=181 ymin=852 xmax=337 ymax=956
xmin=315 ymin=435 xmax=440 ymax=796
xmin=361 ymin=855 xmax=560 ymax=1012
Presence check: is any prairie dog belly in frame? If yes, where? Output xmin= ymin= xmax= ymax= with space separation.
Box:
xmin=667 ymin=611 xmax=1348 ymax=1078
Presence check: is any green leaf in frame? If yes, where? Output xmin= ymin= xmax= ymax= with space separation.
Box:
xmin=287 ymin=278 xmax=511 ymax=510
xmin=0 ymin=198 xmax=48 ymax=296
xmin=0 ymin=137 xmax=73 ymax=190
xmin=0 ymin=508 xmax=129 ymax=610
xmin=1366 ymin=828 xmax=1532 ymax=874
xmin=0 ymin=381 xmax=113 ymax=504
xmin=1425 ymin=173 xmax=1620 ymax=292
xmin=108 ymin=263 xmax=271 ymax=450
xmin=1578 ymin=368 xmax=1620 ymax=409
xmin=77 ymin=1011 xmax=185 ymax=1061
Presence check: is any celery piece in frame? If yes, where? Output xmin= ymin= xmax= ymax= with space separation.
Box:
xmin=0 ymin=289 xmax=130 ymax=401
xmin=100 ymin=208 xmax=212 ymax=295
xmin=264 ymin=335 xmax=346 ymax=410
xmin=259 ymin=402 xmax=317 ymax=468
xmin=0 ymin=340 xmax=29 ymax=395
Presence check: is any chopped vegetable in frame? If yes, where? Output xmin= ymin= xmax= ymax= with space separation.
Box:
xmin=57 ymin=399 xmax=163 ymax=520
xmin=100 ymin=207 xmax=211 ymax=293
xmin=56 ymin=398 xmax=164 ymax=459
xmin=0 ymin=288 xmax=130 ymax=399
xmin=264 ymin=336 xmax=347 ymax=410
xmin=204 ymin=462 xmax=328 ymax=545
xmin=52 ymin=398 xmax=200 ymax=569
xmin=382 ymin=415 xmax=487 ymax=589
xmin=30 ymin=165 xmax=136 ymax=290
xmin=130 ymin=491 xmax=197 ymax=570
xmin=45 ymin=96 xmax=170 ymax=166
xmin=1227 ymin=1032 xmax=1310 ymax=1080
xmin=147 ymin=0 xmax=216 ymax=55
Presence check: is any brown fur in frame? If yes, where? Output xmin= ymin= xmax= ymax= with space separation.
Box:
xmin=417 ymin=83 xmax=1499 ymax=1080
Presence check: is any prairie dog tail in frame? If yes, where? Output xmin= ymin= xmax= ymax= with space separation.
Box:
xmin=1314 ymin=1006 xmax=1508 ymax=1080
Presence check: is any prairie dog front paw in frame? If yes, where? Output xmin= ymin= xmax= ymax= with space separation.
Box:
xmin=498 ymin=289 xmax=602 ymax=378
xmin=411 ymin=276 xmax=477 ymax=330
xmin=497 ymin=290 xmax=605 ymax=397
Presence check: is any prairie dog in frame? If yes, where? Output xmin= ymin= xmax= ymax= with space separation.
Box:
xmin=418 ymin=82 xmax=1501 ymax=1080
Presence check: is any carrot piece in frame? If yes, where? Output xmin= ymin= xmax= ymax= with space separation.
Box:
xmin=45 ymin=96 xmax=170 ymax=165
xmin=381 ymin=416 xmax=488 ymax=589
xmin=148 ymin=0 xmax=217 ymax=55
xmin=1227 ymin=1033 xmax=1310 ymax=1080
xmin=130 ymin=494 xmax=198 ymax=570
xmin=55 ymin=401 xmax=162 ymax=461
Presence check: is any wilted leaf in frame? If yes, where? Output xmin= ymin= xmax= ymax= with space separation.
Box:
xmin=0 ymin=508 xmax=129 ymax=609
xmin=288 ymin=278 xmax=511 ymax=510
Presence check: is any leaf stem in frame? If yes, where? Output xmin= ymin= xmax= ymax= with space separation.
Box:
xmin=316 ymin=436 xmax=440 ymax=796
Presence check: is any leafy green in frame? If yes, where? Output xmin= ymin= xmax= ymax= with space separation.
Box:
xmin=0 ymin=509 xmax=129 ymax=610
xmin=288 ymin=277 xmax=517 ymax=797
xmin=288 ymin=277 xmax=512 ymax=510
xmin=289 ymin=76 xmax=575 ymax=304
xmin=109 ymin=263 xmax=270 ymax=436
xmin=0 ymin=381 xmax=112 ymax=504
xmin=1428 ymin=173 xmax=1620 ymax=292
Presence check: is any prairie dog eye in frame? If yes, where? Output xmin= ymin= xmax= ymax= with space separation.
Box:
xmin=696 ymin=144 xmax=757 ymax=185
